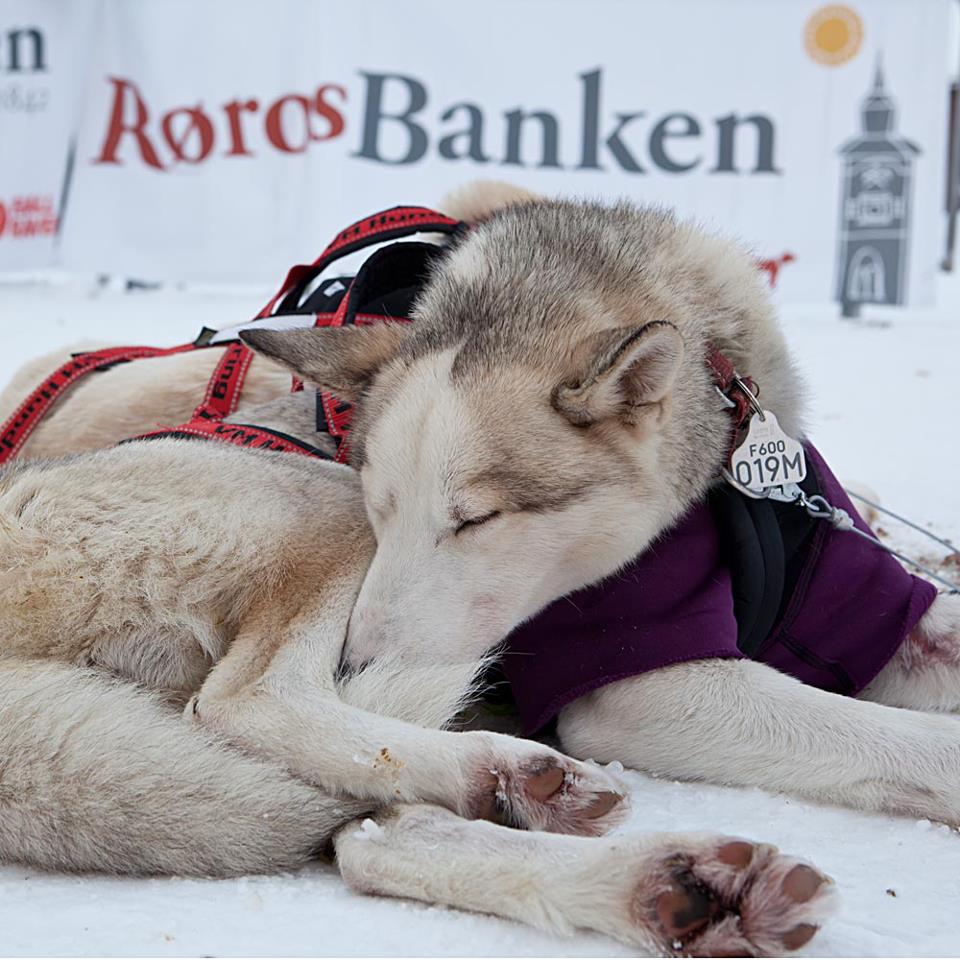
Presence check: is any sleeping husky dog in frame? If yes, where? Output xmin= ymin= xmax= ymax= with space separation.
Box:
xmin=0 ymin=375 xmax=837 ymax=957
xmin=237 ymin=185 xmax=960 ymax=830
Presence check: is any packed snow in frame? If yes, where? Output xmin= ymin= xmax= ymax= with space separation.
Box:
xmin=0 ymin=269 xmax=958 ymax=957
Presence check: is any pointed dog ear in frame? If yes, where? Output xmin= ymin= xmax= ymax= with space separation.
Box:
xmin=553 ymin=321 xmax=684 ymax=426
xmin=240 ymin=323 xmax=411 ymax=401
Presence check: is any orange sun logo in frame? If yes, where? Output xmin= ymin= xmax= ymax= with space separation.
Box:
xmin=805 ymin=5 xmax=863 ymax=66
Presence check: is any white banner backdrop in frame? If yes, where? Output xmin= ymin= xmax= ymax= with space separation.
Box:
xmin=49 ymin=1 xmax=960 ymax=306
xmin=0 ymin=0 xmax=93 ymax=270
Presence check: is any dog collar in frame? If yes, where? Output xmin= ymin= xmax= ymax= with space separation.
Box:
xmin=705 ymin=345 xmax=761 ymax=450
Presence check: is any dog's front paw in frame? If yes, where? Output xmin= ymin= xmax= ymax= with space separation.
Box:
xmin=633 ymin=837 xmax=835 ymax=956
xmin=470 ymin=744 xmax=624 ymax=836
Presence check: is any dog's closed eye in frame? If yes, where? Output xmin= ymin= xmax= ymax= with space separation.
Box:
xmin=454 ymin=511 xmax=502 ymax=535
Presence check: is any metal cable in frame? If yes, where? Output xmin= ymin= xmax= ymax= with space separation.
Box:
xmin=798 ymin=492 xmax=960 ymax=594
xmin=843 ymin=488 xmax=958 ymax=554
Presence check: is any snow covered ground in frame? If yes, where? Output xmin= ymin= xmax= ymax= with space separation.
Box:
xmin=0 ymin=268 xmax=958 ymax=957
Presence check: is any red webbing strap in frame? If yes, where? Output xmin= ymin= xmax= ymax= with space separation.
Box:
xmin=257 ymin=264 xmax=315 ymax=321
xmin=319 ymin=391 xmax=353 ymax=465
xmin=190 ymin=340 xmax=254 ymax=421
xmin=319 ymin=293 xmax=354 ymax=462
xmin=705 ymin=345 xmax=737 ymax=394
xmin=125 ymin=301 xmax=386 ymax=457
xmin=135 ymin=339 xmax=266 ymax=453
xmin=705 ymin=345 xmax=757 ymax=457
xmin=130 ymin=418 xmax=331 ymax=459
xmin=317 ymin=206 xmax=461 ymax=267
xmin=257 ymin=206 xmax=462 ymax=319
xmin=0 ymin=343 xmax=196 ymax=465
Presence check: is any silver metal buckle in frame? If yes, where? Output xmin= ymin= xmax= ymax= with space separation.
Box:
xmin=733 ymin=375 xmax=765 ymax=420
xmin=716 ymin=375 xmax=764 ymax=419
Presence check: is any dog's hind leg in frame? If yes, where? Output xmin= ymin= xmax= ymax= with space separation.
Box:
xmin=186 ymin=575 xmax=624 ymax=837
xmin=333 ymin=803 xmax=835 ymax=957
xmin=557 ymin=658 xmax=960 ymax=825
xmin=0 ymin=657 xmax=366 ymax=875
xmin=859 ymin=592 xmax=960 ymax=712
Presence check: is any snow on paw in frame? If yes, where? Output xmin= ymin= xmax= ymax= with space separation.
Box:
xmin=637 ymin=838 xmax=835 ymax=957
xmin=472 ymin=748 xmax=625 ymax=836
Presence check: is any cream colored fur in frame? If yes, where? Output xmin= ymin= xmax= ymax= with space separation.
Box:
xmin=335 ymin=806 xmax=837 ymax=957
xmin=0 ymin=407 xmax=840 ymax=955
xmin=441 ymin=179 xmax=541 ymax=223
xmin=0 ymin=437 xmax=626 ymax=837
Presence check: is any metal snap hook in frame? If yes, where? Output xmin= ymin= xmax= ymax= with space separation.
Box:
xmin=732 ymin=375 xmax=765 ymax=421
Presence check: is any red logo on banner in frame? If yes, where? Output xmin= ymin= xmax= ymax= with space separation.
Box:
xmin=94 ymin=76 xmax=347 ymax=170
xmin=0 ymin=195 xmax=57 ymax=239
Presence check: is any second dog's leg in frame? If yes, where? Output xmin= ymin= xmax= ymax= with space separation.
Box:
xmin=334 ymin=804 xmax=835 ymax=958
xmin=557 ymin=658 xmax=960 ymax=824
xmin=860 ymin=592 xmax=960 ymax=712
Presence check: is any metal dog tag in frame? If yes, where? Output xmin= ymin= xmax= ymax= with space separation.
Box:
xmin=727 ymin=411 xmax=806 ymax=497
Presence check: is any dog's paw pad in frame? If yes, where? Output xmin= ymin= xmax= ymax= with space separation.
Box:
xmin=636 ymin=839 xmax=834 ymax=957
xmin=716 ymin=840 xmax=756 ymax=869
xmin=656 ymin=881 xmax=720 ymax=941
xmin=474 ymin=752 xmax=625 ymax=836
xmin=781 ymin=863 xmax=826 ymax=903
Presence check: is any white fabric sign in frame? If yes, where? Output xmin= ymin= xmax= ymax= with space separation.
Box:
xmin=0 ymin=1 xmax=92 ymax=270
xmin=49 ymin=1 xmax=960 ymax=306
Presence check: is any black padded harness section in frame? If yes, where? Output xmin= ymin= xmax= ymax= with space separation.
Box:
xmin=708 ymin=468 xmax=822 ymax=658
xmin=281 ymin=241 xmax=443 ymax=321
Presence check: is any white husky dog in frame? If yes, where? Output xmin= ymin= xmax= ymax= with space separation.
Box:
xmin=17 ymin=179 xmax=960 ymax=951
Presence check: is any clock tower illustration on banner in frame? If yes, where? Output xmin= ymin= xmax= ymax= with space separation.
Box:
xmin=835 ymin=58 xmax=920 ymax=317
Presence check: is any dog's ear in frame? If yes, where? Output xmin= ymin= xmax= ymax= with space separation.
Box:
xmin=553 ymin=321 xmax=684 ymax=426
xmin=240 ymin=323 xmax=410 ymax=401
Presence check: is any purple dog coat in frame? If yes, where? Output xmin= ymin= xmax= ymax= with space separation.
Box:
xmin=502 ymin=444 xmax=938 ymax=734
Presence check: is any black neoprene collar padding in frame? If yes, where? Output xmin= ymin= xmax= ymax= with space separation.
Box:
xmin=709 ymin=466 xmax=822 ymax=658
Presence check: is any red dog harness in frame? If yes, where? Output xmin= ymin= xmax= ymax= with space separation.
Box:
xmin=0 ymin=206 xmax=463 ymax=467
xmin=2 ymin=204 xmax=793 ymax=470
